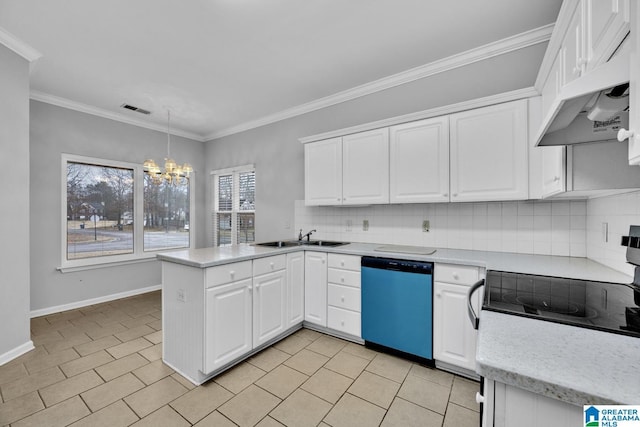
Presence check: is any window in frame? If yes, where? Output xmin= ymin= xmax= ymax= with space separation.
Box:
xmin=62 ymin=154 xmax=193 ymax=270
xmin=212 ymin=165 xmax=255 ymax=246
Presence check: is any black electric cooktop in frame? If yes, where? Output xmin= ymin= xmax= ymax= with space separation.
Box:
xmin=483 ymin=270 xmax=640 ymax=338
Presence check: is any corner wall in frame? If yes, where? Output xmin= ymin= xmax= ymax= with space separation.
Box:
xmin=0 ymin=44 xmax=32 ymax=362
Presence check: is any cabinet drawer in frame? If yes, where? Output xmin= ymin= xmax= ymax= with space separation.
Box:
xmin=435 ymin=263 xmax=479 ymax=285
xmin=328 ymin=268 xmax=361 ymax=288
xmin=253 ymin=255 xmax=286 ymax=276
xmin=327 ymin=306 xmax=361 ymax=337
xmin=206 ymin=261 xmax=253 ymax=288
xmin=328 ymin=254 xmax=361 ymax=271
xmin=328 ymin=283 xmax=361 ymax=312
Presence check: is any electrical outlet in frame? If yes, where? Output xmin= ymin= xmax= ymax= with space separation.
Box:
xmin=346 ymin=219 xmax=352 ymax=232
xmin=602 ymin=222 xmax=608 ymax=243
xmin=363 ymin=219 xmax=369 ymax=231
xmin=422 ymin=220 xmax=430 ymax=232
xmin=177 ymin=289 xmax=186 ymax=303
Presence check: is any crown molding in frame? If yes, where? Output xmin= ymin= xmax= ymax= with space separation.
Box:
xmin=30 ymin=91 xmax=206 ymax=142
xmin=299 ymin=86 xmax=538 ymax=144
xmin=206 ymin=24 xmax=553 ymax=141
xmin=0 ymin=26 xmax=42 ymax=62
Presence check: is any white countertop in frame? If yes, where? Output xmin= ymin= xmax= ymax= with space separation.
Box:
xmin=158 ymin=242 xmax=638 ymax=404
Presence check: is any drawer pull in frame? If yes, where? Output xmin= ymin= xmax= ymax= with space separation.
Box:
xmin=453 ymin=273 xmax=459 ymax=280
xmin=230 ymin=270 xmax=235 ymax=277
xmin=341 ymin=296 xmax=345 ymax=302
xmin=270 ymin=262 xmax=274 ymax=269
xmin=341 ymin=277 xmax=345 ymax=283
xmin=341 ymin=320 xmax=345 ymax=326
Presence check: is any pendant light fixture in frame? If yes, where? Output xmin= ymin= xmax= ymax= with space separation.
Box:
xmin=143 ymin=110 xmax=193 ymax=184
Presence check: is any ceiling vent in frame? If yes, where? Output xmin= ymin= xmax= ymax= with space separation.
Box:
xmin=120 ymin=103 xmax=151 ymax=115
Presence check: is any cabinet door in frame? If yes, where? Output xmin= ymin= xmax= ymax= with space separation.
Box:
xmin=562 ymin=3 xmax=586 ymax=86
xmin=305 ymin=137 xmax=343 ymax=205
xmin=253 ymin=270 xmax=286 ymax=347
xmin=204 ymin=278 xmax=252 ymax=373
xmin=433 ymin=281 xmax=479 ymax=371
xmin=304 ymin=252 xmax=327 ymax=326
xmin=389 ymin=117 xmax=450 ymax=203
xmin=450 ymin=99 xmax=529 ymax=202
xmin=540 ymin=50 xmax=562 ymax=122
xmin=342 ymin=128 xmax=390 ymax=205
xmin=286 ymin=252 xmax=305 ymax=328
xmin=541 ymin=146 xmax=566 ymax=197
xmin=586 ymin=0 xmax=629 ymax=71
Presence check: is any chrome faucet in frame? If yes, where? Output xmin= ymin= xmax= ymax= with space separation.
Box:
xmin=298 ymin=228 xmax=316 ymax=242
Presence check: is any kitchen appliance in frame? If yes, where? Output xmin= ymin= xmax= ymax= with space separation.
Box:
xmin=468 ymin=225 xmax=640 ymax=338
xmin=361 ymin=257 xmax=433 ymax=363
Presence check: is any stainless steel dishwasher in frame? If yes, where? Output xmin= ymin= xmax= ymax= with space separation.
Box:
xmin=361 ymin=256 xmax=434 ymax=363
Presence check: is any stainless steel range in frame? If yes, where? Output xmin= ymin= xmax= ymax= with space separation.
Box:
xmin=469 ymin=225 xmax=640 ymax=338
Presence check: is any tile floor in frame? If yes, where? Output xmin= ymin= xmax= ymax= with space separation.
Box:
xmin=0 ymin=291 xmax=480 ymax=426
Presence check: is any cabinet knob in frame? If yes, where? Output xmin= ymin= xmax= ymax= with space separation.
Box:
xmin=341 ymin=277 xmax=345 ymax=282
xmin=270 ymin=262 xmax=274 ymax=269
xmin=337 ymin=198 xmax=341 ymax=201
xmin=443 ymin=193 xmax=448 ymax=197
xmin=436 ymin=292 xmax=441 ymax=298
xmin=453 ymin=273 xmax=459 ymax=280
xmin=452 ymin=193 xmax=458 ymax=197
xmin=553 ymin=176 xmax=560 ymax=182
xmin=618 ymin=128 xmax=636 ymax=142
xmin=340 ymin=261 xmax=345 ymax=266
xmin=341 ymin=320 xmax=345 ymax=326
xmin=230 ymin=271 xmax=235 ymax=277
xmin=322 ymin=260 xmax=325 ymax=264
xmin=341 ymin=296 xmax=345 ymax=302
xmin=248 ymin=286 xmax=252 ymax=293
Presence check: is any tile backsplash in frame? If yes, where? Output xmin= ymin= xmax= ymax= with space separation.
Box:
xmin=295 ymin=199 xmax=587 ymax=257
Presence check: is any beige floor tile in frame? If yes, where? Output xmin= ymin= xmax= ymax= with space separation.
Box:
xmin=0 ymin=392 xmax=44 ymax=426
xmin=95 ymin=353 xmax=149 ymax=382
xmin=347 ymin=370 xmax=400 ymax=409
xmin=283 ymin=349 xmax=329 ymax=376
xmin=0 ymin=361 xmax=28 ymax=386
xmin=324 ymin=350 xmax=370 ymax=379
xmin=73 ymin=335 xmax=121 ymax=357
xmin=214 ymin=362 xmax=266 ymax=394
xmin=294 ymin=328 xmax=323 ymax=342
xmin=115 ymin=324 xmax=156 ymax=342
xmin=85 ymin=322 xmax=128 ymax=340
xmin=144 ymin=329 xmax=163 ymax=344
xmin=248 ymin=347 xmax=290 ymax=372
xmin=444 ymin=402 xmax=480 ymax=427
xmin=324 ymin=393 xmax=386 ymax=427
xmin=120 ymin=314 xmax=157 ymax=329
xmin=408 ymin=364 xmax=454 ymax=388
xmin=271 ymin=389 xmax=332 ymax=427
xmin=381 ymin=397 xmax=444 ymax=427
xmin=273 ymin=334 xmax=312 ymax=355
xmin=1 ymin=366 xmax=65 ymax=402
xmin=170 ymin=381 xmax=233 ymax=424
xmin=147 ymin=319 xmax=162 ymax=331
xmin=256 ymin=415 xmax=285 ymax=427
xmin=81 ymin=372 xmax=145 ymax=412
xmin=171 ymin=373 xmax=197 ymax=390
xmin=31 ymin=330 xmax=64 ymax=347
xmin=130 ymin=405 xmax=190 ymax=427
xmin=218 ymin=384 xmax=281 ymax=427
xmin=306 ymin=335 xmax=347 ymax=357
xmin=69 ymin=399 xmax=139 ymax=427
xmin=193 ymin=410 xmax=237 ymax=427
xmin=133 ymin=359 xmax=174 ymax=385
xmin=24 ymin=347 xmax=79 ymax=374
xmin=366 ymin=353 xmax=412 ymax=383
xmin=40 ymin=370 xmax=104 ymax=407
xmin=45 ymin=332 xmax=92 ymax=354
xmin=449 ymin=377 xmax=480 ymax=412
xmin=59 ymin=350 xmax=114 ymax=377
xmin=301 ymin=368 xmax=352 ymax=404
xmin=397 ymin=374 xmax=450 ymax=414
xmin=255 ymin=365 xmax=308 ymax=399
xmin=106 ymin=337 xmax=153 ymax=359
xmin=139 ymin=343 xmax=162 ymax=362
xmin=124 ymin=376 xmax=188 ymax=418
xmin=12 ymin=395 xmax=90 ymax=427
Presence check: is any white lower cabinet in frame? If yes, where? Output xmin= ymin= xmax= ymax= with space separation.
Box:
xmin=252 ymin=258 xmax=286 ymax=348
xmin=326 ymin=254 xmax=361 ymax=337
xmin=204 ymin=278 xmax=253 ymax=374
xmin=304 ymin=252 xmax=328 ymax=326
xmin=286 ymin=252 xmax=305 ymax=328
xmin=434 ymin=264 xmax=482 ymax=374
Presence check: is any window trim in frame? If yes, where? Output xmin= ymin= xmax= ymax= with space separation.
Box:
xmin=211 ymin=164 xmax=255 ymax=247
xmin=60 ymin=153 xmax=195 ymax=272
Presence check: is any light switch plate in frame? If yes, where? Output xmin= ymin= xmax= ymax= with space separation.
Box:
xmin=422 ymin=220 xmax=430 ymax=232
xmin=363 ymin=219 xmax=369 ymax=231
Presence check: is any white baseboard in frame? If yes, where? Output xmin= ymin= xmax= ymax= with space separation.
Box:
xmin=0 ymin=340 xmax=35 ymax=366
xmin=30 ymin=284 xmax=162 ymax=318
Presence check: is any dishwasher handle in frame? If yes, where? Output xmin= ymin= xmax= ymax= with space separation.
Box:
xmin=467 ymin=279 xmax=485 ymax=330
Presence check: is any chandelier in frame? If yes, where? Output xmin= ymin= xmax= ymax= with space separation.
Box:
xmin=143 ymin=110 xmax=193 ymax=184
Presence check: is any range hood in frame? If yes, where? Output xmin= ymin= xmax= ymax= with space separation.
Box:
xmin=535 ymin=53 xmax=630 ymax=147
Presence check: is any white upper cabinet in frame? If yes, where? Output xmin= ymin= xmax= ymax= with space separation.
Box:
xmin=562 ymin=3 xmax=586 ymax=85
xmin=304 ymin=137 xmax=343 ymax=206
xmin=585 ymin=0 xmax=630 ymax=71
xmin=389 ymin=117 xmax=450 ymax=203
xmin=450 ymin=99 xmax=529 ymax=202
xmin=628 ymin=0 xmax=640 ymax=165
xmin=342 ymin=128 xmax=390 ymax=205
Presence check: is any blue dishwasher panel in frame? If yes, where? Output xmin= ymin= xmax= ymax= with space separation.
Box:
xmin=361 ymin=264 xmax=433 ymax=360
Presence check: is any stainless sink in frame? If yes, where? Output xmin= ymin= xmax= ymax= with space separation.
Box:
xmin=255 ymin=240 xmax=347 ymax=248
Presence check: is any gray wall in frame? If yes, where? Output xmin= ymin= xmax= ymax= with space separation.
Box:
xmin=204 ymin=43 xmax=548 ymax=244
xmin=0 ymin=44 xmax=32 ymax=358
xmin=30 ymin=101 xmax=206 ymax=312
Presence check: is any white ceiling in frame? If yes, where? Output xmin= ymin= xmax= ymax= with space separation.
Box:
xmin=0 ymin=0 xmax=562 ymax=141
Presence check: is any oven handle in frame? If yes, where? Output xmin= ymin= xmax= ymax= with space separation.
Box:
xmin=467 ymin=278 xmax=485 ymax=330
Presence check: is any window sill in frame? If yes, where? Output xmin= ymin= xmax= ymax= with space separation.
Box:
xmin=57 ymin=254 xmax=159 ymax=273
